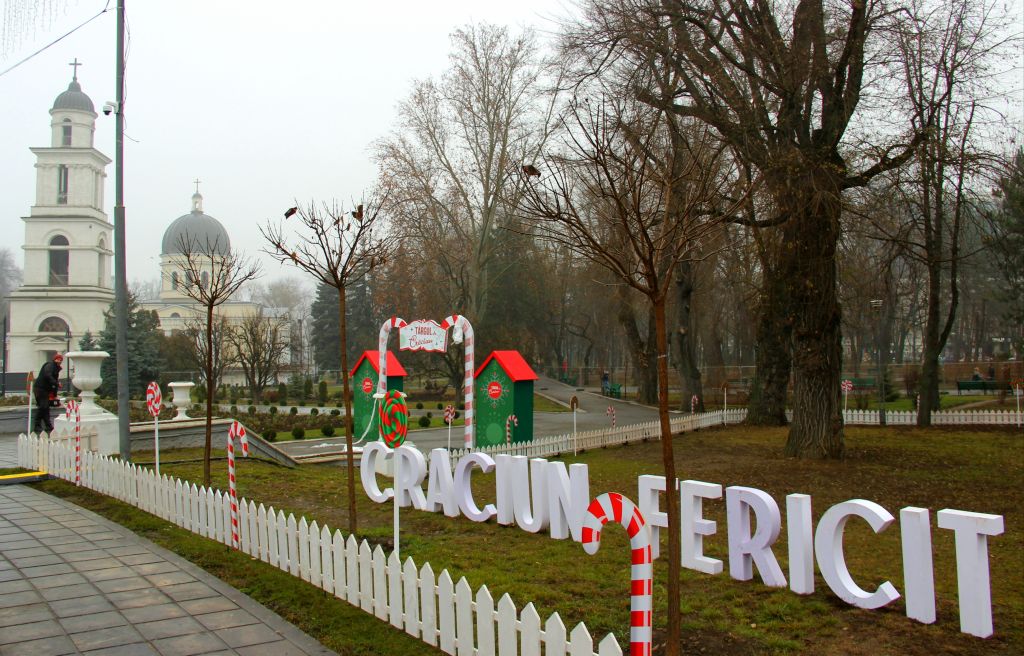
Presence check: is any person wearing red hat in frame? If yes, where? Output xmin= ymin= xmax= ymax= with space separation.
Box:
xmin=32 ymin=353 xmax=63 ymax=434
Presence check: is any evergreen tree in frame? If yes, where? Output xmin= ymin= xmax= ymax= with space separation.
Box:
xmin=992 ymin=148 xmax=1024 ymax=354
xmin=311 ymin=279 xmax=376 ymax=372
xmin=77 ymin=330 xmax=99 ymax=351
xmin=98 ymin=294 xmax=165 ymax=398
xmin=311 ymin=283 xmax=340 ymax=370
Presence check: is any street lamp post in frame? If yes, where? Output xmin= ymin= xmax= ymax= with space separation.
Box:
xmin=870 ymin=299 xmax=886 ymax=426
xmin=64 ymin=328 xmax=72 ymax=396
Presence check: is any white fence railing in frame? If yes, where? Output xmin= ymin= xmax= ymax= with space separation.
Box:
xmin=450 ymin=409 xmax=747 ymax=464
xmin=448 ymin=404 xmax=1021 ymax=464
xmin=17 ymin=433 xmax=623 ymax=656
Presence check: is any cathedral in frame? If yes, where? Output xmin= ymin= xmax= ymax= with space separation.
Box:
xmin=6 ymin=68 xmax=287 ymax=382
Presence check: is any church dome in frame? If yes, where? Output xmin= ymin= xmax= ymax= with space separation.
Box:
xmin=52 ymin=79 xmax=95 ymax=113
xmin=161 ymin=192 xmax=231 ymax=255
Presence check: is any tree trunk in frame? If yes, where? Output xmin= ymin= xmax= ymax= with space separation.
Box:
xmin=673 ymin=262 xmax=704 ymax=411
xmin=618 ymin=290 xmax=658 ymax=403
xmin=653 ymin=297 xmax=681 ymax=655
xmin=746 ymin=264 xmax=790 ymax=426
xmin=203 ymin=304 xmax=214 ymax=486
xmin=338 ymin=286 xmax=358 ymax=534
xmin=781 ymin=177 xmax=844 ymax=459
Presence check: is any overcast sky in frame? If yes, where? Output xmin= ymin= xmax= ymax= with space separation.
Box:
xmin=0 ymin=0 xmax=568 ymax=285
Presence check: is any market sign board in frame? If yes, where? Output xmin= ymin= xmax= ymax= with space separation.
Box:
xmin=399 ymin=319 xmax=448 ymax=353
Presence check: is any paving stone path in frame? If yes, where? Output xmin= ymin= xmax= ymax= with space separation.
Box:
xmin=0 ymin=474 xmax=336 ymax=655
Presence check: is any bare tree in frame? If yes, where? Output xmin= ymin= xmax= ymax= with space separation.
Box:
xmin=564 ymin=0 xmax=933 ymax=459
xmin=374 ymin=23 xmax=559 ymax=325
xmin=887 ymin=0 xmax=1013 ymax=425
xmin=183 ymin=314 xmax=235 ymax=399
xmin=0 ymin=247 xmax=22 ymax=318
xmin=226 ymin=309 xmax=288 ymax=403
xmin=261 ymin=196 xmax=392 ymax=535
xmin=519 ymin=95 xmax=740 ymax=656
xmin=172 ymin=235 xmax=260 ymax=485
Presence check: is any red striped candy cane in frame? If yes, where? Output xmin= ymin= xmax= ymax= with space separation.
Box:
xmin=65 ymin=400 xmax=81 ymax=485
xmin=581 ymin=493 xmax=652 ymax=656
xmin=606 ymin=405 xmax=615 ymax=428
xmin=505 ymin=414 xmax=518 ymax=446
xmin=377 ymin=316 xmax=408 ymax=396
xmin=691 ymin=394 xmax=698 ymax=415
xmin=441 ymin=314 xmax=474 ymax=449
xmin=227 ymin=421 xmax=249 ymax=549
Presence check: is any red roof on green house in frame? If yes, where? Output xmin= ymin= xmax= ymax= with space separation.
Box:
xmin=475 ymin=350 xmax=538 ymax=381
xmin=349 ymin=350 xmax=408 ymax=378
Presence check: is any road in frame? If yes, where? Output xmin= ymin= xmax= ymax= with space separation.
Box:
xmin=275 ymin=376 xmax=668 ymax=460
xmin=0 ymin=377 xmax=671 ymax=461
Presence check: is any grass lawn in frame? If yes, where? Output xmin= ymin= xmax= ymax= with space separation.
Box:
xmin=38 ymin=425 xmax=1023 ymax=655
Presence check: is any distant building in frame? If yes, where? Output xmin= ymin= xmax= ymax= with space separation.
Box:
xmin=6 ymin=67 xmax=289 ymax=385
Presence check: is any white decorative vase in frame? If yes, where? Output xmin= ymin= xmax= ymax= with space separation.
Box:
xmin=169 ymin=382 xmax=195 ymax=420
xmin=65 ymin=350 xmax=109 ymax=415
xmin=59 ymin=350 xmax=118 ymax=454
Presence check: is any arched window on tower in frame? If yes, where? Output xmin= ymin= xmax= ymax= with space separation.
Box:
xmin=97 ymin=236 xmax=107 ymax=287
xmin=49 ymin=235 xmax=69 ymax=286
xmin=171 ymin=271 xmax=179 ymax=290
xmin=57 ymin=165 xmax=69 ymax=204
xmin=200 ymin=271 xmax=209 ymax=290
xmin=38 ymin=316 xmax=70 ymax=334
xmin=61 ymin=119 xmax=72 ymax=146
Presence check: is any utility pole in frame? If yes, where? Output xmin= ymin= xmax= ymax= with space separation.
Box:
xmin=114 ymin=0 xmax=130 ymax=460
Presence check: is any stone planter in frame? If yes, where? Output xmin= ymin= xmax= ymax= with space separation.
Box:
xmin=65 ymin=350 xmax=109 ymax=415
xmin=169 ymin=382 xmax=195 ymax=420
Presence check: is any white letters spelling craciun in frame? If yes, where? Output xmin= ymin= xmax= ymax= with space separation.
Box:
xmin=360 ymin=445 xmax=1005 ymax=638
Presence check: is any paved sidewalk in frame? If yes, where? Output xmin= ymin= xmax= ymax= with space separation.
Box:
xmin=0 ymin=484 xmax=336 ymax=656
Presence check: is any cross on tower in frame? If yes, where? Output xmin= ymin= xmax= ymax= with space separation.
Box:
xmin=193 ymin=178 xmax=201 ymax=194
xmin=69 ymin=58 xmax=82 ymax=80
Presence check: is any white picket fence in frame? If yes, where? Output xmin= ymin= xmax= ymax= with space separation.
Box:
xmin=450 ymin=409 xmax=746 ymax=464
xmin=17 ymin=432 xmax=623 ymax=656
xmin=839 ymin=408 xmax=1022 ymax=426
xmin=449 ymin=405 xmax=1021 ymax=464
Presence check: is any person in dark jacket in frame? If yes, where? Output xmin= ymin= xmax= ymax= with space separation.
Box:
xmin=32 ymin=353 xmax=63 ymax=434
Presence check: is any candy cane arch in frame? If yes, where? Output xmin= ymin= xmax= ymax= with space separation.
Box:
xmin=505 ymin=414 xmax=518 ymax=446
xmin=65 ymin=399 xmax=81 ymax=485
xmin=227 ymin=421 xmax=249 ymax=549
xmin=581 ymin=493 xmax=653 ymax=656
xmin=376 ymin=316 xmax=408 ymax=396
xmin=441 ymin=314 xmax=475 ymax=449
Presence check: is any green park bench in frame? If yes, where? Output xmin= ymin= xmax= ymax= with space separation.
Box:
xmin=850 ymin=377 xmax=875 ymax=391
xmin=605 ymin=382 xmax=622 ymax=398
xmin=956 ymin=380 xmax=1012 ymax=395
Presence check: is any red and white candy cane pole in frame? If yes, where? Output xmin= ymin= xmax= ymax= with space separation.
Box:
xmin=65 ymin=400 xmax=80 ymax=485
xmin=441 ymin=314 xmax=475 ymax=450
xmin=581 ymin=493 xmax=653 ymax=656
xmin=505 ymin=414 xmax=518 ymax=447
xmin=690 ymin=394 xmax=698 ymax=415
xmin=606 ymin=405 xmax=615 ymax=428
xmin=227 ymin=421 xmax=249 ymax=549
xmin=376 ymin=316 xmax=408 ymax=396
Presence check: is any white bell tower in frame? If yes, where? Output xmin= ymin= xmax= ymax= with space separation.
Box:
xmin=7 ymin=61 xmax=115 ymax=375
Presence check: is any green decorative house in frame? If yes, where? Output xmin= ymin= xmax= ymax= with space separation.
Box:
xmin=349 ymin=350 xmax=407 ymax=441
xmin=474 ymin=350 xmax=538 ymax=447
